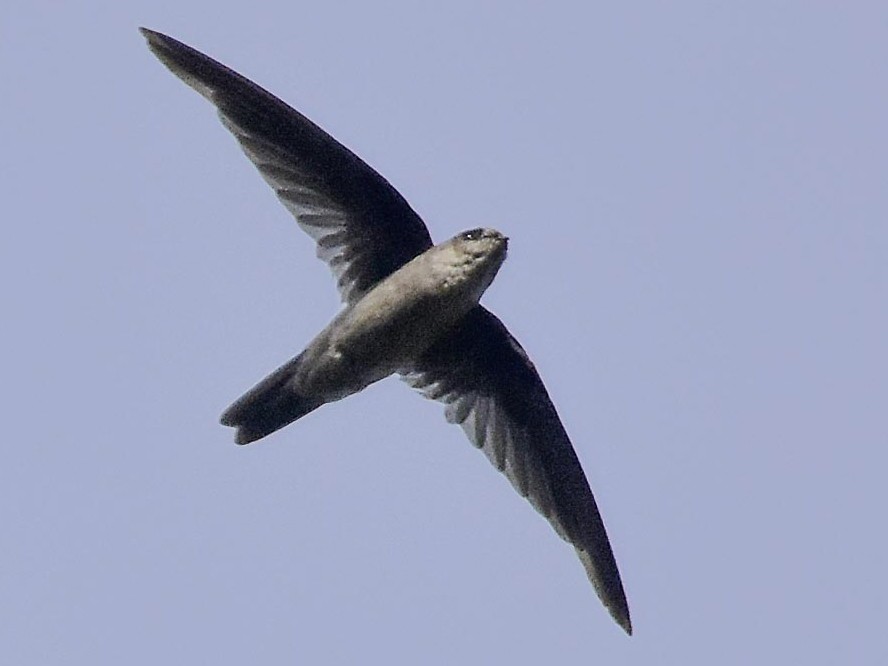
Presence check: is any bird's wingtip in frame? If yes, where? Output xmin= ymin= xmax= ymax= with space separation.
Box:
xmin=617 ymin=613 xmax=633 ymax=636
xmin=575 ymin=547 xmax=632 ymax=635
xmin=138 ymin=27 xmax=162 ymax=44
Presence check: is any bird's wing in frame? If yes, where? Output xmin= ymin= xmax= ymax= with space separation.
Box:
xmin=141 ymin=29 xmax=433 ymax=304
xmin=401 ymin=306 xmax=631 ymax=634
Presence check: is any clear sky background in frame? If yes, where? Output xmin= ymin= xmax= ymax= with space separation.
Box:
xmin=4 ymin=2 xmax=887 ymax=664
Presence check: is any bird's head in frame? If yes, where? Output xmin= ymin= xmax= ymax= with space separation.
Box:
xmin=435 ymin=227 xmax=509 ymax=302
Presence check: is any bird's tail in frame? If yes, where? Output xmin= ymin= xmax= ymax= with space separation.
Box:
xmin=220 ymin=352 xmax=323 ymax=444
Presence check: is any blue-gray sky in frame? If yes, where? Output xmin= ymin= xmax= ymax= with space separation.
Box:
xmin=3 ymin=2 xmax=887 ymax=664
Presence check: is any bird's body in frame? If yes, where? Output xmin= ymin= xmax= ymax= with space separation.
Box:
xmin=142 ymin=28 xmax=632 ymax=634
xmin=223 ymin=228 xmax=508 ymax=443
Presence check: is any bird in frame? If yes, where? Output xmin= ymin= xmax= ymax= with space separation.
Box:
xmin=141 ymin=27 xmax=632 ymax=634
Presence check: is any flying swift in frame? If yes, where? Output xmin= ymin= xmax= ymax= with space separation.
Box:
xmin=142 ymin=28 xmax=631 ymax=634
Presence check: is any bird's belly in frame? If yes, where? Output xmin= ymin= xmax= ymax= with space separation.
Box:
xmin=336 ymin=281 xmax=472 ymax=366
xmin=299 ymin=286 xmax=471 ymax=401
xmin=294 ymin=250 xmax=487 ymax=402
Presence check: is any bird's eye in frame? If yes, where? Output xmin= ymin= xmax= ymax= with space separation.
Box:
xmin=461 ymin=228 xmax=484 ymax=241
